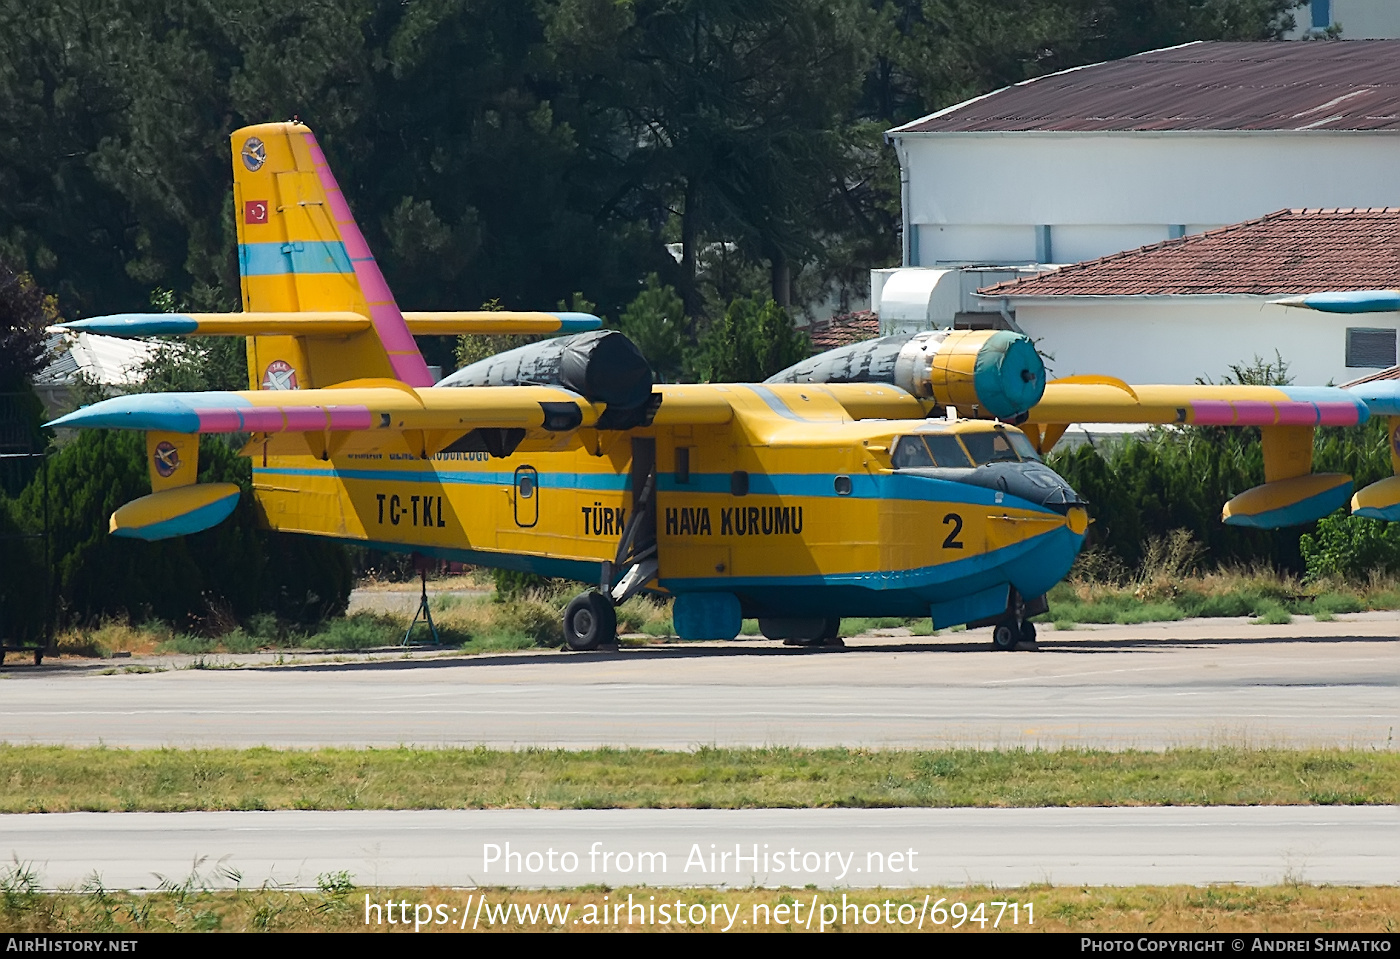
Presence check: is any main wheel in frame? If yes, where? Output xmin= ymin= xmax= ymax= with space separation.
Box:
xmin=1019 ymin=620 xmax=1037 ymax=645
xmin=563 ymin=591 xmax=617 ymax=651
xmin=991 ymin=621 xmax=1019 ymax=651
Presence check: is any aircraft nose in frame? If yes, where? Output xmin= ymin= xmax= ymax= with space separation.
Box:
xmin=1005 ymin=462 xmax=1086 ymax=516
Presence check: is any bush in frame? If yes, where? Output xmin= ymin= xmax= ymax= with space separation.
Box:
xmin=14 ymin=430 xmax=352 ymax=632
xmin=1049 ymin=416 xmax=1398 ymax=577
xmin=1299 ymin=513 xmax=1400 ymax=582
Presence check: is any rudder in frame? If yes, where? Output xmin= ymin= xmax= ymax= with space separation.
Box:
xmin=231 ymin=122 xmax=433 ymax=390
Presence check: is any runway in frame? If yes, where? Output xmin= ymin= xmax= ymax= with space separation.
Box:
xmin=3 ymin=806 xmax=1395 ymax=889
xmin=0 ymin=616 xmax=1396 ymax=750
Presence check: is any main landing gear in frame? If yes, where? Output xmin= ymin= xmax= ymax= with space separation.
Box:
xmin=761 ymin=617 xmax=844 ymax=648
xmin=563 ymin=438 xmax=657 ymax=652
xmin=564 ymin=590 xmax=617 ymax=651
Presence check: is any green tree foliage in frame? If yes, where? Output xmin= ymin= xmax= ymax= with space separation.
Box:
xmin=692 ymin=295 xmax=810 ymax=383
xmin=0 ymin=0 xmax=1302 ymax=328
xmin=618 ymin=275 xmax=687 ymax=382
xmin=0 ymin=261 xmax=57 ymax=390
xmin=23 ymin=430 xmax=351 ymax=629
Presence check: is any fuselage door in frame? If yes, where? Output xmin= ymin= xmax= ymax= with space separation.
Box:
xmin=513 ymin=465 xmax=539 ymax=528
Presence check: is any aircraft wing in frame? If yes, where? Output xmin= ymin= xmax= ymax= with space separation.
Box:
xmin=47 ymin=383 xmax=604 ymax=436
xmin=1021 ymin=376 xmax=1370 ymax=529
xmin=1026 ymin=376 xmax=1368 ymax=437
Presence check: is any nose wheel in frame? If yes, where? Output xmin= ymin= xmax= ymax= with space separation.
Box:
xmin=564 ymin=590 xmax=617 ymax=651
xmin=991 ymin=618 xmax=1036 ymax=650
xmin=990 ymin=589 xmax=1040 ymax=651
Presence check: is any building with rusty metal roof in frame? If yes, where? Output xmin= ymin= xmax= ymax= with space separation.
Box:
xmin=975 ymin=207 xmax=1400 ymax=386
xmin=873 ymin=40 xmax=1400 ymax=337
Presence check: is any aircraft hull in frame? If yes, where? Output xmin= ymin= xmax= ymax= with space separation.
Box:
xmin=249 ymin=443 xmax=1084 ymax=627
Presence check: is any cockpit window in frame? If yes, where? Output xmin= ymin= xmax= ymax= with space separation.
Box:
xmin=961 ymin=429 xmax=1021 ymax=465
xmin=924 ymin=434 xmax=972 ymax=468
xmin=891 ymin=436 xmax=934 ymax=469
xmin=1005 ymin=430 xmax=1041 ymax=462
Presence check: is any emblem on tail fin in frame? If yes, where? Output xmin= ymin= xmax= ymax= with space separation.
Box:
xmin=240 ymin=136 xmax=266 ymax=171
xmin=152 ymin=441 xmax=181 ymax=478
xmin=261 ymin=359 xmax=298 ymax=391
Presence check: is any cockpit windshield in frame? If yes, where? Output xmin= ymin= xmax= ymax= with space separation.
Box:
xmin=891 ymin=428 xmax=1039 ymax=469
xmin=890 ymin=434 xmax=974 ymax=469
xmin=1004 ymin=430 xmax=1041 ymax=463
xmin=960 ymin=429 xmax=1021 ymax=465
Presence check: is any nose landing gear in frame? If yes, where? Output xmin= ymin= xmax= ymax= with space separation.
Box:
xmin=989 ymin=589 xmax=1044 ymax=651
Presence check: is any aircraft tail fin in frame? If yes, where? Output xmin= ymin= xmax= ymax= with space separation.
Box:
xmin=231 ymin=121 xmax=434 ymax=390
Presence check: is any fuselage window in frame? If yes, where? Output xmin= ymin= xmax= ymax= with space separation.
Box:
xmin=891 ymin=435 xmax=934 ymax=469
xmin=924 ymin=434 xmax=973 ymax=469
xmin=961 ymin=430 xmax=1020 ymax=465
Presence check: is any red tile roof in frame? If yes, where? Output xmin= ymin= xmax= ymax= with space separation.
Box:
xmin=1342 ymin=365 xmax=1400 ymax=387
xmin=891 ymin=41 xmax=1400 ymax=134
xmin=807 ymin=311 xmax=879 ymax=352
xmin=980 ymin=208 xmax=1400 ymax=297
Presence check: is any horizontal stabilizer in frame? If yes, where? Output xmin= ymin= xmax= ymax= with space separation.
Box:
xmin=59 ymin=311 xmax=602 ymax=339
xmin=1221 ymin=473 xmax=1353 ymax=529
xmin=403 ymin=312 xmax=602 ymax=335
xmin=1274 ymin=290 xmax=1400 ymax=314
xmin=1351 ymin=476 xmax=1400 ymax=521
xmin=58 ymin=313 xmax=369 ymax=337
xmin=109 ymin=483 xmax=241 ymax=541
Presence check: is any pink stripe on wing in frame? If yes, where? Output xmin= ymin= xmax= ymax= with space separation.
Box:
xmin=282 ymin=407 xmax=330 ymax=431
xmin=1226 ymin=401 xmax=1278 ymax=426
xmin=1315 ymin=401 xmax=1362 ymax=426
xmin=195 ymin=409 xmax=244 ymax=433
xmin=326 ymin=406 xmax=373 ymax=430
xmin=1274 ymin=403 xmax=1320 ymax=426
xmin=239 ymin=408 xmax=287 ymax=432
xmin=1188 ymin=400 xmax=1236 ymax=425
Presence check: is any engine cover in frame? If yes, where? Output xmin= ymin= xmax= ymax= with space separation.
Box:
xmin=767 ymin=329 xmax=1045 ymax=419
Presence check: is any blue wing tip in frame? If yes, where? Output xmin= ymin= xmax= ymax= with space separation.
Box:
xmin=552 ymin=312 xmax=604 ymax=332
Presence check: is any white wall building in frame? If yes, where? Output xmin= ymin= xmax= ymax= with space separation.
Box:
xmin=1289 ymin=0 xmax=1400 ymax=38
xmin=871 ymin=40 xmax=1400 ymax=334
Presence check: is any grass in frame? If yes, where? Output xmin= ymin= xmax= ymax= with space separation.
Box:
xmin=0 ymin=746 xmax=1394 ymax=813
xmin=0 ymin=870 xmax=1395 ymax=932
xmin=41 ymin=546 xmax=1400 ymax=660
xmin=1035 ymin=554 xmax=1388 ymax=628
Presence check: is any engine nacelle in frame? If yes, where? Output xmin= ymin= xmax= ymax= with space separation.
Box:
xmin=439 ymin=329 xmax=654 ymax=428
xmin=767 ymin=329 xmax=1045 ymax=419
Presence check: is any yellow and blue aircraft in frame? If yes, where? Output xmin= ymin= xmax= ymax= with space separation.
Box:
xmin=50 ymin=122 xmax=1377 ymax=651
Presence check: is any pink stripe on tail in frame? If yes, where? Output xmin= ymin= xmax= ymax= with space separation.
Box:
xmin=301 ymin=130 xmax=433 ymax=388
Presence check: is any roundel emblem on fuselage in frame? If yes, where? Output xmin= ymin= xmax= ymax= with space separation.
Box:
xmin=262 ymin=359 xmax=299 ymax=390
xmin=153 ymin=441 xmax=181 ymax=478
xmin=241 ymin=136 xmax=266 ymax=172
